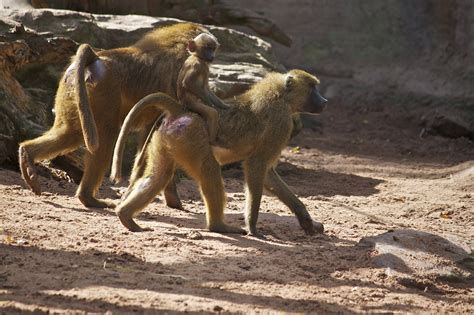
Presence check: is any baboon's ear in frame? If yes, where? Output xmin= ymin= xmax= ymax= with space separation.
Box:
xmin=188 ymin=40 xmax=197 ymax=53
xmin=285 ymin=74 xmax=295 ymax=89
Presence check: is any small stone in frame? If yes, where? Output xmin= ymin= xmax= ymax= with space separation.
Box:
xmin=238 ymin=264 xmax=251 ymax=271
xmin=213 ymin=305 xmax=223 ymax=312
xmin=186 ymin=231 xmax=203 ymax=240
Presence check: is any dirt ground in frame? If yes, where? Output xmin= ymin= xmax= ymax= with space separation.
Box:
xmin=1 ymin=99 xmax=473 ymax=314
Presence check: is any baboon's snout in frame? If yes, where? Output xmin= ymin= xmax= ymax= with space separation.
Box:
xmin=310 ymin=87 xmax=328 ymax=113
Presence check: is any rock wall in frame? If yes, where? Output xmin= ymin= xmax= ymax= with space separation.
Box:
xmin=225 ymin=0 xmax=474 ymax=99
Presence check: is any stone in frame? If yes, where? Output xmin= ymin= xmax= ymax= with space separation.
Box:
xmin=0 ymin=8 xmax=284 ymax=167
xmin=359 ymin=229 xmax=472 ymax=281
xmin=421 ymin=104 xmax=474 ymax=140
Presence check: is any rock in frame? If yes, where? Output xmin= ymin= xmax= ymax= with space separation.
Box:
xmin=20 ymin=0 xmax=292 ymax=46
xmin=213 ymin=305 xmax=224 ymax=312
xmin=0 ymin=8 xmax=284 ymax=168
xmin=359 ymin=229 xmax=472 ymax=280
xmin=421 ymin=104 xmax=474 ymax=140
xmin=0 ymin=8 xmax=284 ymax=96
xmin=186 ymin=231 xmax=203 ymax=240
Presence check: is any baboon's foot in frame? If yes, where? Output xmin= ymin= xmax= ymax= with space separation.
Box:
xmin=18 ymin=147 xmax=41 ymax=195
xmin=165 ymin=194 xmax=184 ymax=210
xmin=246 ymin=228 xmax=266 ymax=239
xmin=299 ymin=218 xmax=324 ymax=235
xmin=117 ymin=210 xmax=152 ymax=232
xmin=78 ymin=193 xmax=116 ymax=209
xmin=166 ymin=201 xmax=184 ymax=211
xmin=209 ymin=223 xmax=245 ymax=234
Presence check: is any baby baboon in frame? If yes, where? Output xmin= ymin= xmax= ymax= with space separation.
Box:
xmin=18 ymin=23 xmax=208 ymax=209
xmin=177 ymin=33 xmax=229 ymax=142
xmin=111 ymin=70 xmax=328 ymax=236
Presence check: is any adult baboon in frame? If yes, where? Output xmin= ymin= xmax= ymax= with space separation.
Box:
xmin=18 ymin=22 xmax=208 ymax=209
xmin=112 ymin=70 xmax=327 ymax=236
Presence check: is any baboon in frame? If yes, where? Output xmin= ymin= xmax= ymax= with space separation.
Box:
xmin=111 ymin=69 xmax=328 ymax=236
xmin=177 ymin=33 xmax=229 ymax=143
xmin=18 ymin=22 xmax=209 ymax=209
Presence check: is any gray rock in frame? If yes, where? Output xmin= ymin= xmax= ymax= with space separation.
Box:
xmin=359 ymin=229 xmax=472 ymax=281
xmin=421 ymin=104 xmax=474 ymax=140
xmin=0 ymin=8 xmax=284 ymax=166
xmin=0 ymin=9 xmax=284 ymax=109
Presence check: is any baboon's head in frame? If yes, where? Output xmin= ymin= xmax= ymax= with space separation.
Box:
xmin=284 ymin=70 xmax=327 ymax=114
xmin=188 ymin=33 xmax=220 ymax=62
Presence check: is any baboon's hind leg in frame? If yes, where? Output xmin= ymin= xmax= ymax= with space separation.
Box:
xmin=19 ymin=127 xmax=81 ymax=194
xmin=191 ymin=156 xmax=244 ymax=234
xmin=76 ymin=94 xmax=121 ymax=208
xmin=116 ymin=152 xmax=175 ymax=232
xmin=76 ymin=127 xmax=119 ymax=209
xmin=129 ymin=117 xmax=183 ymax=210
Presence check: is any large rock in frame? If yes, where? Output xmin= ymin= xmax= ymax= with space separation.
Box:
xmin=0 ymin=8 xmax=284 ymax=167
xmin=0 ymin=9 xmax=284 ymax=88
xmin=6 ymin=0 xmax=292 ymax=46
xmin=421 ymin=104 xmax=474 ymax=140
xmin=359 ymin=229 xmax=473 ymax=285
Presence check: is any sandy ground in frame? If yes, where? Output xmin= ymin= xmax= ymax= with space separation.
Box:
xmin=1 ymin=99 xmax=473 ymax=314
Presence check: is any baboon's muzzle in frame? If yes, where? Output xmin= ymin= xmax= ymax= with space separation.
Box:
xmin=310 ymin=88 xmax=328 ymax=113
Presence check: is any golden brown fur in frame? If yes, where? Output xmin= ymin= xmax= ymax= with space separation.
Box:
xmin=18 ymin=22 xmax=207 ymax=209
xmin=111 ymin=69 xmax=327 ymax=236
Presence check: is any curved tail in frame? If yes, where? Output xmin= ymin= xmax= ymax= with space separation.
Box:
xmin=74 ymin=44 xmax=100 ymax=153
xmin=110 ymin=92 xmax=183 ymax=183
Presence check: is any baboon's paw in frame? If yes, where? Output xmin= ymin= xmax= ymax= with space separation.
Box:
xmin=117 ymin=212 xmax=151 ymax=232
xmin=26 ymin=168 xmax=41 ymax=195
xmin=79 ymin=194 xmax=116 ymax=209
xmin=209 ymin=223 xmax=245 ymax=234
xmin=313 ymin=221 xmax=324 ymax=234
xmin=246 ymin=229 xmax=266 ymax=239
xmin=165 ymin=198 xmax=184 ymax=211
xmin=301 ymin=219 xmax=324 ymax=235
xmin=19 ymin=147 xmax=41 ymax=195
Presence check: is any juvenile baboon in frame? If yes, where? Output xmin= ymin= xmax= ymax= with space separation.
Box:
xmin=177 ymin=33 xmax=229 ymax=143
xmin=111 ymin=70 xmax=328 ymax=236
xmin=18 ymin=23 xmax=208 ymax=209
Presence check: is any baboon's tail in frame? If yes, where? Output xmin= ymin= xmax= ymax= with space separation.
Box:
xmin=110 ymin=92 xmax=184 ymax=183
xmin=74 ymin=44 xmax=100 ymax=153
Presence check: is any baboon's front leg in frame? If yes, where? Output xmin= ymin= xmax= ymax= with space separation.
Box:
xmin=264 ymin=168 xmax=324 ymax=235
